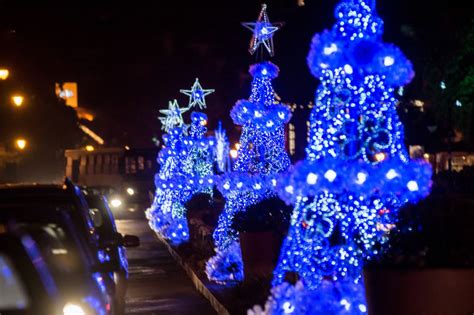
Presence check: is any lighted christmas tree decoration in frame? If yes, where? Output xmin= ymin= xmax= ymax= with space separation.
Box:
xmin=255 ymin=0 xmax=432 ymax=313
xmin=206 ymin=4 xmax=291 ymax=283
xmin=242 ymin=4 xmax=284 ymax=57
xmin=148 ymin=81 xmax=218 ymax=245
xmin=182 ymin=111 xmax=215 ymax=196
xmin=146 ymin=127 xmax=191 ymax=244
xmin=206 ymin=60 xmax=292 ymax=282
xmin=180 ymin=78 xmax=215 ymax=110
xmin=158 ymin=99 xmax=188 ymax=132
xmin=147 ymin=101 xmax=193 ymax=245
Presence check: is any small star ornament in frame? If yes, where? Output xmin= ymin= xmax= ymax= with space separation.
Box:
xmin=159 ymin=99 xmax=188 ymax=132
xmin=180 ymin=78 xmax=215 ymax=110
xmin=242 ymin=4 xmax=284 ymax=57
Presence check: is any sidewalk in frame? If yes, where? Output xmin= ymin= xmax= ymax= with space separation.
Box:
xmin=116 ymin=219 xmax=216 ymax=315
xmin=154 ymin=231 xmax=272 ymax=315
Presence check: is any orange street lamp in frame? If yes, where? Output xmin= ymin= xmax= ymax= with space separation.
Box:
xmin=85 ymin=145 xmax=95 ymax=152
xmin=0 ymin=69 xmax=9 ymax=80
xmin=230 ymin=149 xmax=238 ymax=159
xmin=11 ymin=95 xmax=24 ymax=107
xmin=15 ymin=138 xmax=27 ymax=150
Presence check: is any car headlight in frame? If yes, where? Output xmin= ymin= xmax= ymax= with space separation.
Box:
xmin=63 ymin=303 xmax=85 ymax=315
xmin=110 ymin=198 xmax=122 ymax=208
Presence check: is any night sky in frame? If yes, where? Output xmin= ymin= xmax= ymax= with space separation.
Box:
xmin=0 ymin=0 xmax=470 ymax=146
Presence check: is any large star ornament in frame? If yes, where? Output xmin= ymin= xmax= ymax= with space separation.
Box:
xmin=180 ymin=78 xmax=215 ymax=110
xmin=158 ymin=99 xmax=188 ymax=132
xmin=242 ymin=4 xmax=284 ymax=57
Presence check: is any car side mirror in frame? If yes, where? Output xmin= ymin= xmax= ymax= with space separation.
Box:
xmin=122 ymin=234 xmax=140 ymax=248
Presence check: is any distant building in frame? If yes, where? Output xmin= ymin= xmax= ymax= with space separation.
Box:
xmin=65 ymin=146 xmax=158 ymax=204
xmin=285 ymin=102 xmax=313 ymax=162
xmin=410 ymin=145 xmax=473 ymax=174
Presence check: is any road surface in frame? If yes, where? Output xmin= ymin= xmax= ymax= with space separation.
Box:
xmin=116 ymin=218 xmax=216 ymax=315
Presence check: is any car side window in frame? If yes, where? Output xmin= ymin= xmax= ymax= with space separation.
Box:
xmin=89 ymin=208 xmax=104 ymax=228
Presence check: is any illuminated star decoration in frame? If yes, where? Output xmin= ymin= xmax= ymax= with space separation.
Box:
xmin=159 ymin=99 xmax=188 ymax=132
xmin=180 ymin=78 xmax=215 ymax=110
xmin=242 ymin=4 xmax=284 ymax=57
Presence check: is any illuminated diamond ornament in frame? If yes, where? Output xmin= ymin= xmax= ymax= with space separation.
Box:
xmin=214 ymin=121 xmax=230 ymax=173
xmin=158 ymin=99 xmax=188 ymax=132
xmin=242 ymin=4 xmax=284 ymax=57
xmin=180 ymin=78 xmax=215 ymax=110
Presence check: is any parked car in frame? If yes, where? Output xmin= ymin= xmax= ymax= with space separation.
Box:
xmin=0 ymin=205 xmax=115 ymax=315
xmin=0 ymin=226 xmax=61 ymax=315
xmin=0 ymin=181 xmax=118 ymax=313
xmin=84 ymin=193 xmax=140 ymax=315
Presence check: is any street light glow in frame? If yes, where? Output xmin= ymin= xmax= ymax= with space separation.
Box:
xmin=85 ymin=145 xmax=94 ymax=152
xmin=16 ymin=138 xmax=27 ymax=150
xmin=0 ymin=69 xmax=9 ymax=80
xmin=230 ymin=149 xmax=238 ymax=159
xmin=110 ymin=198 xmax=122 ymax=208
xmin=11 ymin=95 xmax=24 ymax=107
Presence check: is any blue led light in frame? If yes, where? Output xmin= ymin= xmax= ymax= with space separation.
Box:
xmin=213 ymin=121 xmax=231 ymax=173
xmin=147 ymin=104 xmax=215 ymax=245
xmin=258 ymin=0 xmax=432 ymax=313
xmin=158 ymin=100 xmax=188 ymax=133
xmin=206 ymin=61 xmax=291 ymax=282
xmin=180 ymin=78 xmax=215 ymax=110
xmin=242 ymin=4 xmax=283 ymax=57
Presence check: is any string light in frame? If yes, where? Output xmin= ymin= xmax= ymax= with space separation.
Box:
xmin=149 ymin=106 xmax=215 ymax=245
xmin=206 ymin=60 xmax=291 ymax=282
xmin=262 ymin=0 xmax=432 ymax=313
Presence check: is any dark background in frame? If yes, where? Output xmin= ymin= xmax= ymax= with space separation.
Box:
xmin=0 ymin=0 xmax=471 ymax=147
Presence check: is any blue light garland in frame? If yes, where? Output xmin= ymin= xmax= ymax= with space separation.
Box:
xmin=147 ymin=105 xmax=216 ymax=245
xmin=146 ymin=123 xmax=191 ymax=245
xmin=249 ymin=280 xmax=367 ymax=315
xmin=182 ymin=112 xmax=214 ymax=198
xmin=206 ymin=61 xmax=291 ymax=282
xmin=259 ymin=0 xmax=432 ymax=313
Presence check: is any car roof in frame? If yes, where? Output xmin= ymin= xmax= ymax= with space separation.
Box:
xmin=0 ymin=184 xmax=95 ymax=236
xmin=0 ymin=184 xmax=69 ymax=195
xmin=0 ymin=184 xmax=84 ymax=207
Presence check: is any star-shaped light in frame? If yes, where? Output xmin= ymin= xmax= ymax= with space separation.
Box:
xmin=180 ymin=78 xmax=215 ymax=110
xmin=158 ymin=99 xmax=188 ymax=132
xmin=242 ymin=4 xmax=284 ymax=57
